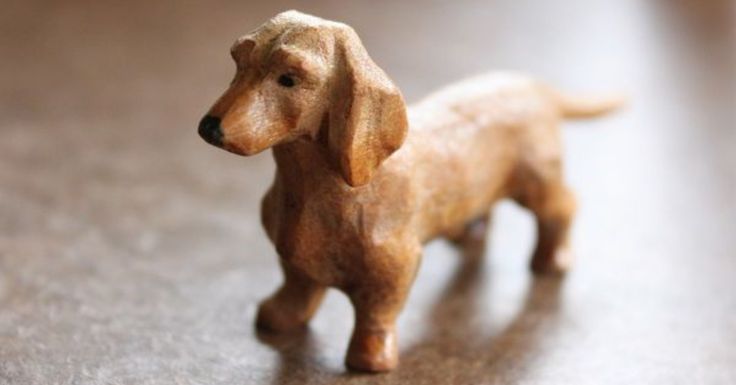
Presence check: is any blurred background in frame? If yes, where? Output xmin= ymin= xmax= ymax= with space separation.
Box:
xmin=0 ymin=1 xmax=734 ymax=384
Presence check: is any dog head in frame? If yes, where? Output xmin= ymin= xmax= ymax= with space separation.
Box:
xmin=198 ymin=10 xmax=408 ymax=186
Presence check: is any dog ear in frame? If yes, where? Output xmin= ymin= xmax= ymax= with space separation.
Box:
xmin=328 ymin=28 xmax=408 ymax=187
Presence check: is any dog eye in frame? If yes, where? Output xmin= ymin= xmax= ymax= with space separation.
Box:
xmin=277 ymin=74 xmax=296 ymax=88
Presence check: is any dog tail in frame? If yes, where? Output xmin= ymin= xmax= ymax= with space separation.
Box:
xmin=546 ymin=87 xmax=627 ymax=119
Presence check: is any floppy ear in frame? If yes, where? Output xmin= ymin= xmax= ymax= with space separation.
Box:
xmin=328 ymin=28 xmax=408 ymax=187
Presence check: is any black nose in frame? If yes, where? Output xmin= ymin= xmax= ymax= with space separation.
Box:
xmin=198 ymin=115 xmax=223 ymax=146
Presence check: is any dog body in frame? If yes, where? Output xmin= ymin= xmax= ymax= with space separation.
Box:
xmin=263 ymin=73 xmax=562 ymax=283
xmin=199 ymin=11 xmax=622 ymax=372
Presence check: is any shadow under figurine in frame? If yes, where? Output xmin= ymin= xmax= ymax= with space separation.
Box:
xmin=198 ymin=10 xmax=623 ymax=372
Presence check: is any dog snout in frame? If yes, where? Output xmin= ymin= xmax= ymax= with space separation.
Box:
xmin=198 ymin=115 xmax=223 ymax=146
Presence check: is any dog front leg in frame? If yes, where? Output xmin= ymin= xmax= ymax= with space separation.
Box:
xmin=343 ymin=250 xmax=420 ymax=372
xmin=256 ymin=263 xmax=327 ymax=332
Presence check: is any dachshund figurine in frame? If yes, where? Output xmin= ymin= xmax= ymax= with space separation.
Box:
xmin=198 ymin=10 xmax=623 ymax=372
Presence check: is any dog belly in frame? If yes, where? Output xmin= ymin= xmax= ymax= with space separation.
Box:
xmin=405 ymin=126 xmax=516 ymax=242
xmin=416 ymin=176 xmax=510 ymax=242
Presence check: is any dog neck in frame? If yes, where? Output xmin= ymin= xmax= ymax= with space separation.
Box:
xmin=272 ymin=138 xmax=343 ymax=189
xmin=271 ymin=113 xmax=348 ymax=189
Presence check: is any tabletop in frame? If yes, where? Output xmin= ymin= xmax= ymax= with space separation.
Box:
xmin=1 ymin=1 xmax=735 ymax=384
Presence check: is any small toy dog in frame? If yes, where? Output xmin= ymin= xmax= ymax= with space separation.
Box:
xmin=199 ymin=10 xmax=622 ymax=372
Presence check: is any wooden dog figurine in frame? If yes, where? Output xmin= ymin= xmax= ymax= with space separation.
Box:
xmin=198 ymin=10 xmax=622 ymax=372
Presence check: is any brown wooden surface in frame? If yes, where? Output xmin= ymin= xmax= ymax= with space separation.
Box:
xmin=1 ymin=1 xmax=735 ymax=384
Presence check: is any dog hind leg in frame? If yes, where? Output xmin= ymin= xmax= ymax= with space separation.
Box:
xmin=524 ymin=182 xmax=577 ymax=275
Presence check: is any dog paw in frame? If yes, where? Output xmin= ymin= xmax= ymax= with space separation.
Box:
xmin=255 ymin=299 xmax=307 ymax=332
xmin=346 ymin=329 xmax=398 ymax=372
xmin=531 ymin=248 xmax=574 ymax=276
